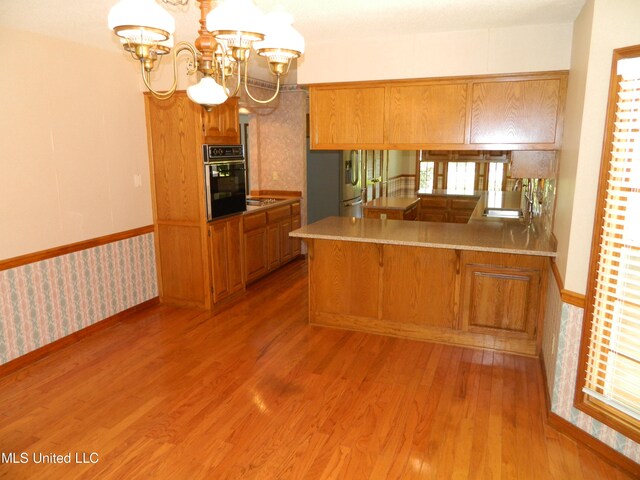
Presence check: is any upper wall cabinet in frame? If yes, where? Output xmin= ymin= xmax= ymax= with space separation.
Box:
xmin=202 ymin=96 xmax=240 ymax=144
xmin=308 ymin=72 xmax=568 ymax=150
xmin=469 ymin=77 xmax=564 ymax=148
xmin=387 ymin=83 xmax=467 ymax=146
xmin=310 ymin=85 xmax=386 ymax=148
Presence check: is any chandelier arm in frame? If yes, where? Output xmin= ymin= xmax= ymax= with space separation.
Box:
xmin=140 ymin=41 xmax=200 ymax=100
xmin=242 ymin=61 xmax=281 ymax=104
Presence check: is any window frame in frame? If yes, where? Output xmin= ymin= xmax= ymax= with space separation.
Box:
xmin=575 ymin=44 xmax=640 ymax=443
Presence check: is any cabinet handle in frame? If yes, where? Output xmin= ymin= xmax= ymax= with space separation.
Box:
xmin=455 ymin=250 xmax=461 ymax=275
xmin=378 ymin=244 xmax=384 ymax=267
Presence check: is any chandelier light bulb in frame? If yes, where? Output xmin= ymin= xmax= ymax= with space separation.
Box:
xmin=108 ymin=0 xmax=175 ymax=42
xmin=206 ymin=0 xmax=267 ymax=45
xmin=187 ymin=76 xmax=229 ymax=107
xmin=255 ymin=11 xmax=305 ymax=60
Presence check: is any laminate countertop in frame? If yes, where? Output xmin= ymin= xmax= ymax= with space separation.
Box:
xmin=291 ymin=192 xmax=556 ymax=257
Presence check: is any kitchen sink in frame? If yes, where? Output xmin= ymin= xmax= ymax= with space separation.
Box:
xmin=483 ymin=207 xmax=523 ymax=219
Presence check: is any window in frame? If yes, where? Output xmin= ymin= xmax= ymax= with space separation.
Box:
xmin=416 ymin=151 xmax=511 ymax=193
xmin=576 ymin=46 xmax=640 ymax=442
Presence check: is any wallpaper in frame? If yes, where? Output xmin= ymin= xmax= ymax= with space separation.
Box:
xmin=0 ymin=233 xmax=157 ymax=365
xmin=548 ymin=285 xmax=640 ymax=462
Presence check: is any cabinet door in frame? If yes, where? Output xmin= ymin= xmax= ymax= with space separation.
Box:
xmin=267 ymin=224 xmax=280 ymax=270
xmin=291 ymin=215 xmax=301 ymax=256
xmin=244 ymin=227 xmax=268 ymax=283
xmin=310 ymin=86 xmax=385 ymax=148
xmin=460 ymin=251 xmax=545 ymax=339
xmin=203 ymin=96 xmax=240 ymax=144
xmin=225 ymin=216 xmax=244 ymax=295
xmin=387 ymin=83 xmax=467 ymax=146
xmin=381 ymin=246 xmax=458 ymax=328
xmin=209 ymin=222 xmax=230 ymax=302
xmin=469 ymin=78 xmax=563 ymax=147
xmin=279 ymin=219 xmax=292 ymax=263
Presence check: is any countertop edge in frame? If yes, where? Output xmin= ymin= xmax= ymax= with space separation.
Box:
xmin=289 ymin=231 xmax=557 ymax=257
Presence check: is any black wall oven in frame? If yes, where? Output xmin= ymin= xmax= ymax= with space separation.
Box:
xmin=203 ymin=145 xmax=247 ymax=221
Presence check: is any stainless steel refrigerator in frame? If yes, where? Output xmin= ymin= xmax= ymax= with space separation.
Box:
xmin=339 ymin=150 xmax=364 ymax=217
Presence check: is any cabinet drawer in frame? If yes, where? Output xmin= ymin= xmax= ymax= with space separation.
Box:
xmin=267 ymin=205 xmax=291 ymax=223
xmin=420 ymin=196 xmax=448 ymax=209
xmin=243 ymin=212 xmax=267 ymax=231
xmin=291 ymin=202 xmax=301 ymax=215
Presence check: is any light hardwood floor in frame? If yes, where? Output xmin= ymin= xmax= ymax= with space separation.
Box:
xmin=0 ymin=258 xmax=633 ymax=479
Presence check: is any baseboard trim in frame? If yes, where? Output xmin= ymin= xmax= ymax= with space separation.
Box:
xmin=0 ymin=297 xmax=159 ymax=378
xmin=539 ymin=352 xmax=640 ymax=477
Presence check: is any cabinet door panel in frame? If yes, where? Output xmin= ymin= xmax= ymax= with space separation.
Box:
xmin=267 ymin=225 xmax=280 ymax=270
xmin=203 ymin=96 xmax=239 ymax=144
xmin=244 ymin=227 xmax=268 ymax=282
xmin=388 ymin=83 xmax=467 ymax=144
xmin=311 ymin=240 xmax=380 ymax=318
xmin=470 ymin=79 xmax=561 ymax=145
xmin=146 ymin=94 xmax=202 ymax=222
xmin=280 ymin=219 xmax=292 ymax=263
xmin=461 ymin=251 xmax=544 ymax=339
xmin=209 ymin=222 xmax=230 ymax=302
xmin=157 ymin=225 xmax=206 ymax=304
xmin=311 ymin=87 xmax=385 ymax=147
xmin=381 ymin=246 xmax=457 ymax=328
xmin=291 ymin=215 xmax=301 ymax=256
xmin=226 ymin=216 xmax=244 ymax=294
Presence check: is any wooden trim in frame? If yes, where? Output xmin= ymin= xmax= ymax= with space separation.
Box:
xmin=249 ymin=190 xmax=302 ymax=198
xmin=0 ymin=225 xmax=154 ymax=272
xmin=574 ymin=44 xmax=640 ymax=443
xmin=388 ymin=173 xmax=416 ymax=180
xmin=561 ymin=290 xmax=586 ymax=308
xmin=539 ymin=353 xmax=640 ymax=477
xmin=550 ymin=259 xmax=587 ymax=308
xmin=306 ymin=70 xmax=570 ymax=89
xmin=0 ymin=297 xmax=159 ymax=378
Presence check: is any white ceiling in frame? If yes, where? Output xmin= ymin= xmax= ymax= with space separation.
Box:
xmin=0 ymin=0 xmax=586 ymax=54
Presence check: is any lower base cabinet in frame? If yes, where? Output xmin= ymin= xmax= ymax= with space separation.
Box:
xmin=243 ymin=200 xmax=302 ymax=285
xmin=307 ymin=238 xmax=548 ymax=356
xmin=208 ymin=215 xmax=244 ymax=303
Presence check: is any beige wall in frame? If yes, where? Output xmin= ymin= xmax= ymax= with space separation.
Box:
xmin=298 ymin=23 xmax=573 ymax=84
xmin=555 ymin=0 xmax=640 ymax=294
xmin=0 ymin=27 xmax=152 ymax=260
xmin=388 ymin=151 xmax=416 ymax=178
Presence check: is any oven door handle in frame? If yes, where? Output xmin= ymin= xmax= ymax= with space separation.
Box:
xmin=204 ymin=160 xmax=245 ymax=166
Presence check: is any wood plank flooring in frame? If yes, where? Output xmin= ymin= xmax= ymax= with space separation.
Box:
xmin=0 ymin=258 xmax=633 ymax=479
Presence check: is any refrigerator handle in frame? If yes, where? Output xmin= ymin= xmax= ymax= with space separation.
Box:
xmin=351 ymin=150 xmax=359 ymax=186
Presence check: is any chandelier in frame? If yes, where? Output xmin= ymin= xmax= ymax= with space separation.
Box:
xmin=107 ymin=0 xmax=305 ymax=107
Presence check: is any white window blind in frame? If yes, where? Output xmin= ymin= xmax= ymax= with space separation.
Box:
xmin=583 ymin=57 xmax=640 ymax=422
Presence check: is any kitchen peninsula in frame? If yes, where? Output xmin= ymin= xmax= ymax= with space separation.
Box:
xmin=290 ymin=193 xmax=555 ymax=356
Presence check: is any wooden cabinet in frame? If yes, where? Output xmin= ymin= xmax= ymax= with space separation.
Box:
xmin=387 ymin=83 xmax=467 ymax=146
xmin=307 ymin=238 xmax=549 ymax=356
xmin=144 ymin=91 xmax=240 ymax=309
xmin=202 ymin=96 xmax=240 ymax=144
xmin=309 ymin=85 xmax=385 ymax=148
xmin=460 ymin=251 xmax=547 ymax=342
xmin=243 ymin=211 xmax=268 ymax=283
xmin=469 ymin=78 xmax=564 ymax=148
xmin=208 ymin=215 xmax=244 ymax=303
xmin=242 ymin=201 xmax=300 ymax=284
xmin=418 ymin=195 xmax=478 ymax=223
xmin=309 ymin=72 xmax=567 ymax=150
xmin=364 ymin=202 xmax=419 ymax=221
xmin=291 ymin=201 xmax=301 ymax=257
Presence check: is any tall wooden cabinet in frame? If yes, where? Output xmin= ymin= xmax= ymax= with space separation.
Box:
xmin=144 ymin=91 xmax=239 ymax=309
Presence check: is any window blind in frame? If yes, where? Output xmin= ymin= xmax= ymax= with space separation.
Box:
xmin=583 ymin=58 xmax=640 ymax=422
